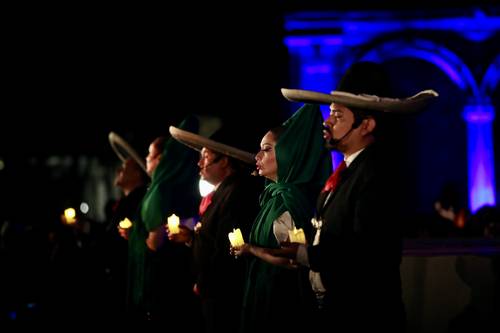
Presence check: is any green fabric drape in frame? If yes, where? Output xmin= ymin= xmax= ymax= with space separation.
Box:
xmin=250 ymin=103 xmax=332 ymax=246
xmin=139 ymin=115 xmax=200 ymax=231
xmin=242 ymin=104 xmax=332 ymax=331
xmin=128 ymin=115 xmax=200 ymax=310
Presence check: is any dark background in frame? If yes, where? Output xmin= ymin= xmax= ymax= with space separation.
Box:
xmin=1 ymin=0 xmax=499 ymax=323
xmin=2 ymin=0 xmax=498 ymax=155
xmin=2 ymin=2 xmax=499 ymax=229
xmin=2 ymin=3 xmax=289 ymax=158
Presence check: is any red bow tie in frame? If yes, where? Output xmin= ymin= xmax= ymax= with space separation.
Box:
xmin=199 ymin=191 xmax=215 ymax=216
xmin=322 ymin=161 xmax=347 ymax=193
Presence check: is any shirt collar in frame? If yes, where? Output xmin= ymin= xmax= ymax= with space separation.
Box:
xmin=344 ymin=148 xmax=365 ymax=167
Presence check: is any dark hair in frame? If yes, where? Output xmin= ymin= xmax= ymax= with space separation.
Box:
xmin=269 ymin=125 xmax=285 ymax=141
xmin=152 ymin=136 xmax=166 ymax=152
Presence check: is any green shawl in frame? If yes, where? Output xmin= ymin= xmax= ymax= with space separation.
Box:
xmin=250 ymin=103 xmax=331 ymax=246
xmin=242 ymin=104 xmax=331 ymax=331
xmin=128 ymin=115 xmax=200 ymax=309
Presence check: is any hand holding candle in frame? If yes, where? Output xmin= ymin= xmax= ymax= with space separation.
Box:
xmin=228 ymin=228 xmax=245 ymax=248
xmin=288 ymin=227 xmax=306 ymax=244
xmin=167 ymin=214 xmax=180 ymax=234
xmin=119 ymin=217 xmax=133 ymax=229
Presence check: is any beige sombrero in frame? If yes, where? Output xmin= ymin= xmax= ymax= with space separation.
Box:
xmin=169 ymin=126 xmax=255 ymax=165
xmin=108 ymin=131 xmax=148 ymax=175
xmin=281 ymin=88 xmax=439 ymax=113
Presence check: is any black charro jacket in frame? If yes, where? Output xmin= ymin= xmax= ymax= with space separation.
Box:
xmin=308 ymin=143 xmax=405 ymax=330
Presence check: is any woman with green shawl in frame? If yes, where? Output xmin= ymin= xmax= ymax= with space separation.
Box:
xmin=123 ymin=115 xmax=201 ymax=322
xmin=233 ymin=104 xmax=331 ymax=332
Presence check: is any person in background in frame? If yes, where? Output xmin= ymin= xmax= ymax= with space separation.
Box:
xmin=168 ymin=125 xmax=262 ymax=333
xmin=102 ymin=156 xmax=148 ymax=320
xmin=119 ymin=116 xmax=201 ymax=324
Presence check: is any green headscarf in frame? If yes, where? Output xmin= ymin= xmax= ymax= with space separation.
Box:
xmin=139 ymin=115 xmax=200 ymax=230
xmin=241 ymin=104 xmax=331 ymax=331
xmin=250 ymin=103 xmax=332 ymax=247
xmin=128 ymin=115 xmax=200 ymax=309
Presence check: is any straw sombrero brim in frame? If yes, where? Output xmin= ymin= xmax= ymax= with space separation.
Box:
xmin=281 ymin=88 xmax=439 ymax=113
xmin=169 ymin=126 xmax=255 ymax=165
xmin=108 ymin=132 xmax=149 ymax=176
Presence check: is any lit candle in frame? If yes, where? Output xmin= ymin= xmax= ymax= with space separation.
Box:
xmin=228 ymin=228 xmax=245 ymax=248
xmin=288 ymin=227 xmax=306 ymax=244
xmin=119 ymin=217 xmax=133 ymax=229
xmin=64 ymin=208 xmax=77 ymax=224
xmin=167 ymin=214 xmax=180 ymax=234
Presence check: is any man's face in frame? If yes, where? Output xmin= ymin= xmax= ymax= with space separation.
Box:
xmin=323 ymin=102 xmax=356 ymax=151
xmin=198 ymin=148 xmax=224 ymax=185
xmin=115 ymin=158 xmax=143 ymax=189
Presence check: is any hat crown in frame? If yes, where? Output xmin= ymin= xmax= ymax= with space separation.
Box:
xmin=209 ymin=126 xmax=255 ymax=155
xmin=338 ymin=61 xmax=392 ymax=97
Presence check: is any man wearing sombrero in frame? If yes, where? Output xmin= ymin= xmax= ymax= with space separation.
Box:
xmin=279 ymin=61 xmax=438 ymax=331
xmin=168 ymin=126 xmax=262 ymax=333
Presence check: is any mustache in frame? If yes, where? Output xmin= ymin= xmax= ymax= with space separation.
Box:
xmin=323 ymin=124 xmax=336 ymax=148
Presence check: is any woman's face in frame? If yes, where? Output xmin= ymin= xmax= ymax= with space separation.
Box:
xmin=255 ymin=131 xmax=278 ymax=182
xmin=146 ymin=140 xmax=163 ymax=176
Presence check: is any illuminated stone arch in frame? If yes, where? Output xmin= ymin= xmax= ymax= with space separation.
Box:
xmin=360 ymin=38 xmax=496 ymax=212
xmin=482 ymin=53 xmax=500 ymax=96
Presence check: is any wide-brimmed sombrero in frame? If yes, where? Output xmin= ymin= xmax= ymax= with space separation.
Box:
xmin=108 ymin=131 xmax=148 ymax=174
xmin=169 ymin=126 xmax=255 ymax=165
xmin=282 ymin=61 xmax=438 ymax=113
xmin=281 ymin=88 xmax=439 ymax=113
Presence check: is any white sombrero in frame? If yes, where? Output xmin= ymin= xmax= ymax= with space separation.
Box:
xmin=169 ymin=126 xmax=255 ymax=165
xmin=108 ymin=131 xmax=148 ymax=175
xmin=281 ymin=88 xmax=439 ymax=113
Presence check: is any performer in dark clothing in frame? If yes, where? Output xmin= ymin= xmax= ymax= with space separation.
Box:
xmin=119 ymin=116 xmax=201 ymax=323
xmin=168 ymin=126 xmax=262 ymax=333
xmin=278 ymin=61 xmax=439 ymax=331
xmin=105 ymin=157 xmax=148 ymax=319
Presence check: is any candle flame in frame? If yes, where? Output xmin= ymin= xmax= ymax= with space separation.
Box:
xmin=64 ymin=208 xmax=77 ymax=224
xmin=167 ymin=214 xmax=180 ymax=234
xmin=119 ymin=217 xmax=133 ymax=229
xmin=288 ymin=227 xmax=306 ymax=244
xmin=228 ymin=228 xmax=245 ymax=247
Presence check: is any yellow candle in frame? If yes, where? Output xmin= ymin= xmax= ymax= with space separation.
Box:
xmin=288 ymin=227 xmax=306 ymax=244
xmin=119 ymin=217 xmax=133 ymax=229
xmin=167 ymin=214 xmax=180 ymax=234
xmin=64 ymin=208 xmax=76 ymax=224
xmin=228 ymin=228 xmax=245 ymax=247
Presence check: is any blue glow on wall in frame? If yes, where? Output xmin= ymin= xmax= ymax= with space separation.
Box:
xmin=361 ymin=40 xmax=476 ymax=93
xmin=482 ymin=54 xmax=500 ymax=94
xmin=284 ymin=10 xmax=499 ymax=206
xmin=285 ymin=10 xmax=500 ymax=42
xmin=286 ymin=38 xmax=344 ymax=169
xmin=463 ymin=104 xmax=496 ymax=212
